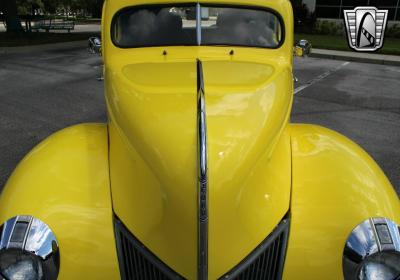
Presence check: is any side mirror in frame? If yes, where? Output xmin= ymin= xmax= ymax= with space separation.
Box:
xmin=88 ymin=37 xmax=102 ymax=55
xmin=294 ymin=39 xmax=312 ymax=57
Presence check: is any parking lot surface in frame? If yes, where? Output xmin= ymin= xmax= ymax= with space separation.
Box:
xmin=0 ymin=23 xmax=101 ymax=33
xmin=0 ymin=45 xmax=399 ymax=195
xmin=293 ymin=57 xmax=400 ymax=195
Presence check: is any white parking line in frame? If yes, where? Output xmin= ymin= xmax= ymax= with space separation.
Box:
xmin=294 ymin=61 xmax=350 ymax=95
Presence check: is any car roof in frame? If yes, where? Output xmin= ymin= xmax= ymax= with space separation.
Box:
xmin=109 ymin=0 xmax=290 ymax=6
xmin=106 ymin=0 xmax=292 ymax=16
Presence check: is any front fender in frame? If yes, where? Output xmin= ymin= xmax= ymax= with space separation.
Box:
xmin=0 ymin=124 xmax=120 ymax=279
xmin=283 ymin=124 xmax=400 ymax=280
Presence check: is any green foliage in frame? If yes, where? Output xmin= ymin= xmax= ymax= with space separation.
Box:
xmin=60 ymin=0 xmax=103 ymax=15
xmin=386 ymin=24 xmax=400 ymax=39
xmin=313 ymin=20 xmax=344 ymax=36
xmin=42 ymin=0 xmax=62 ymax=13
xmin=295 ymin=33 xmax=400 ymax=56
xmin=17 ymin=0 xmax=44 ymax=15
xmin=14 ymin=0 xmax=104 ymax=16
xmin=313 ymin=20 xmax=400 ymax=39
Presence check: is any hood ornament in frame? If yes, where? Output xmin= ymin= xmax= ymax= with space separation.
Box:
xmin=197 ymin=59 xmax=208 ymax=280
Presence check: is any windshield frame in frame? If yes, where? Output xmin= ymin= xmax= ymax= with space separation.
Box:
xmin=111 ymin=3 xmax=285 ymax=49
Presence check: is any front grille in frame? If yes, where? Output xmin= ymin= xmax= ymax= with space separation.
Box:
xmin=114 ymin=217 xmax=185 ymax=280
xmin=219 ymin=217 xmax=290 ymax=280
xmin=115 ymin=215 xmax=289 ymax=280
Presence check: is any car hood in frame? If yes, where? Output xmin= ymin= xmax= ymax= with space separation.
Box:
xmin=105 ymin=58 xmax=292 ymax=279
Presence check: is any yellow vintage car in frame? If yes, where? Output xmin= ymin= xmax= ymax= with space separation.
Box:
xmin=0 ymin=0 xmax=399 ymax=279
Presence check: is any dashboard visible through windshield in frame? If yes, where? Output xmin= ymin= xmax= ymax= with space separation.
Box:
xmin=112 ymin=4 xmax=284 ymax=49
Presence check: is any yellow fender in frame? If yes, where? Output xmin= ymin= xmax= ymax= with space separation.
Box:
xmin=0 ymin=124 xmax=120 ymax=279
xmin=1 ymin=124 xmax=399 ymax=280
xmin=283 ymin=124 xmax=400 ymax=280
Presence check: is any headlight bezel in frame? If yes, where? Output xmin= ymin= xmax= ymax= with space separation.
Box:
xmin=0 ymin=216 xmax=59 ymax=280
xmin=343 ymin=217 xmax=400 ymax=280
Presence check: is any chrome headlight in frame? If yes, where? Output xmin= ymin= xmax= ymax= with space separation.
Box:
xmin=343 ymin=217 xmax=400 ymax=280
xmin=0 ymin=216 xmax=59 ymax=280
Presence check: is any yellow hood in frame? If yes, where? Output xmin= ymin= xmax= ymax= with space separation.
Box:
xmin=106 ymin=56 xmax=292 ymax=279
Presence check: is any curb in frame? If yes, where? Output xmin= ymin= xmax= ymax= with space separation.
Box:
xmin=0 ymin=40 xmax=88 ymax=55
xmin=309 ymin=49 xmax=400 ymax=66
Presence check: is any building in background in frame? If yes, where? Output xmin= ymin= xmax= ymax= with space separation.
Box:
xmin=290 ymin=0 xmax=399 ymax=32
xmin=290 ymin=0 xmax=317 ymax=32
xmin=315 ymin=0 xmax=400 ymax=21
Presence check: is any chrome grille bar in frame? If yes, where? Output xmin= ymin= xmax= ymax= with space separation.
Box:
xmin=219 ymin=217 xmax=290 ymax=280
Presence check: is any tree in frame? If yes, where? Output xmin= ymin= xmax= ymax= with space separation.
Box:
xmin=3 ymin=0 xmax=24 ymax=32
xmin=88 ymin=0 xmax=103 ymax=18
xmin=62 ymin=0 xmax=104 ymax=18
xmin=1 ymin=0 xmax=103 ymax=33
xmin=17 ymin=0 xmax=43 ymax=15
xmin=41 ymin=0 xmax=60 ymax=14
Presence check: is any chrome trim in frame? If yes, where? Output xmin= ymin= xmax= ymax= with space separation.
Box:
xmin=197 ymin=59 xmax=208 ymax=280
xmin=0 ymin=217 xmax=17 ymax=250
xmin=196 ymin=3 xmax=202 ymax=46
xmin=6 ymin=216 xmax=31 ymax=250
xmin=0 ymin=216 xmax=60 ymax=280
xmin=343 ymin=217 xmax=400 ymax=280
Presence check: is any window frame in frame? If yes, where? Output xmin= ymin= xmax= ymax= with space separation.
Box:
xmin=110 ymin=3 xmax=286 ymax=49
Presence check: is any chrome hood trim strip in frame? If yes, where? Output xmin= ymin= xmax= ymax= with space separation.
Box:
xmin=197 ymin=59 xmax=208 ymax=280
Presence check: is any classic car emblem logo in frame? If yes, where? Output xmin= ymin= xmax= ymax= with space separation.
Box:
xmin=343 ymin=7 xmax=388 ymax=52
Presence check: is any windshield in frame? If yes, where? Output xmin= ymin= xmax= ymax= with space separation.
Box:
xmin=112 ymin=4 xmax=283 ymax=48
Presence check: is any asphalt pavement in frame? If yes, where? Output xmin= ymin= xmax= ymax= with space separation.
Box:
xmin=0 ymin=44 xmax=399 ymax=196
xmin=293 ymin=57 xmax=400 ymax=195
xmin=0 ymin=43 xmax=106 ymax=190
